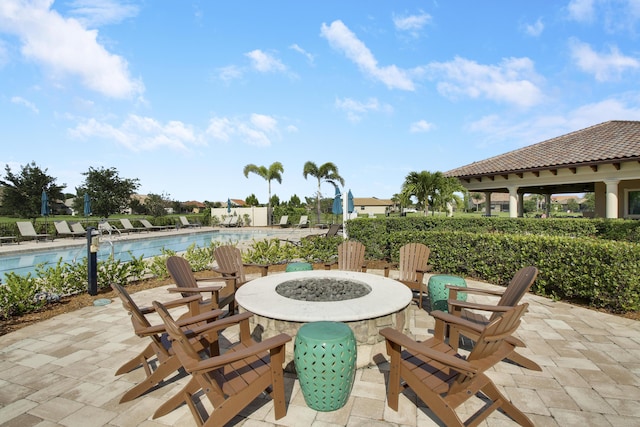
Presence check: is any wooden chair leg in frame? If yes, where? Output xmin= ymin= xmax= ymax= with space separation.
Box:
xmin=480 ymin=379 xmax=534 ymax=427
xmin=119 ymin=356 xmax=182 ymax=403
xmin=153 ymin=377 xmax=200 ymax=419
xmin=507 ymin=351 xmax=542 ymax=371
xmin=115 ymin=343 xmax=155 ymax=375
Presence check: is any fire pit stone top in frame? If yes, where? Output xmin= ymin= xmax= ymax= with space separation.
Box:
xmin=235 ymin=270 xmax=413 ymax=323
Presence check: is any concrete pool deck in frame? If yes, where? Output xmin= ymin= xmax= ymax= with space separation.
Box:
xmin=1 ymin=267 xmax=639 ymax=426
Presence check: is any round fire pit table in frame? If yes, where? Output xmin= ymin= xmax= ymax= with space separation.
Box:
xmin=285 ymin=262 xmax=313 ymax=272
xmin=427 ymin=275 xmax=467 ymax=312
xmin=294 ymin=321 xmax=356 ymax=411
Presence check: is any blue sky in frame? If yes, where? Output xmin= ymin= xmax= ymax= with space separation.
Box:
xmin=2 ymin=1 xmax=640 ymax=204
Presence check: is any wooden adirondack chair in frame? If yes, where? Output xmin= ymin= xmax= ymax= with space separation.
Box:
xmin=380 ymin=304 xmax=534 ymax=427
xmin=392 ymin=243 xmax=432 ymax=309
xmin=325 ymin=240 xmax=367 ymax=272
xmin=213 ymin=245 xmax=269 ymax=289
xmin=166 ymin=255 xmax=236 ymax=314
xmin=111 ymin=283 xmax=224 ymax=403
xmin=446 ymin=266 xmax=541 ymax=371
xmin=152 ymin=301 xmax=292 ymax=427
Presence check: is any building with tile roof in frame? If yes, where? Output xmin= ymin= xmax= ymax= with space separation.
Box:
xmin=444 ymin=120 xmax=640 ymax=218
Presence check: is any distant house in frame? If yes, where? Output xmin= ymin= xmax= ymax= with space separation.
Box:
xmin=352 ymin=197 xmax=393 ymax=217
xmin=182 ymin=200 xmax=206 ymax=213
xmin=229 ymin=199 xmax=246 ymax=207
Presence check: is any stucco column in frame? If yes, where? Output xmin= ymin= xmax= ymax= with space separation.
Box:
xmin=604 ymin=179 xmax=620 ymax=219
xmin=508 ymin=186 xmax=519 ymax=218
xmin=484 ymin=192 xmax=492 ymax=216
xmin=517 ymin=193 xmax=524 ymax=217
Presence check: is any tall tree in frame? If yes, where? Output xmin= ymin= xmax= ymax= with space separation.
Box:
xmin=302 ymin=161 xmax=344 ymax=223
xmin=75 ymin=167 xmax=140 ymax=218
xmin=0 ymin=161 xmax=65 ymax=218
xmin=431 ymin=176 xmax=465 ymax=215
xmin=243 ymin=162 xmax=284 ymax=225
xmin=401 ymin=170 xmax=440 ymax=216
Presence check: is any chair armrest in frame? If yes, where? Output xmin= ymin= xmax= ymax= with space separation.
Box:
xmin=448 ymin=299 xmax=513 ymax=313
xmin=431 ymin=310 xmax=487 ymax=336
xmin=379 ymin=327 xmax=477 ymax=376
xmin=135 ymin=309 xmax=224 ymax=336
xmin=212 ymin=268 xmax=238 ymax=277
xmin=416 ymin=266 xmax=433 ymax=274
xmin=167 ymin=285 xmax=225 ymax=294
xmin=447 ymin=285 xmax=504 ymax=297
xmin=188 ymin=333 xmax=292 ymax=373
xmin=138 ymin=294 xmax=203 ymax=314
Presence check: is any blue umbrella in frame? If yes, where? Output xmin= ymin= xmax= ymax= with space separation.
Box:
xmin=332 ymin=187 xmax=342 ymax=215
xmin=227 ymin=198 xmax=232 ymax=213
xmin=83 ymin=193 xmax=92 ymax=217
xmin=347 ymin=189 xmax=354 ymax=213
xmin=41 ymin=190 xmax=50 ymax=217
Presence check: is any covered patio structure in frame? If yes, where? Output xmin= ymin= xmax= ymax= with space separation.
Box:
xmin=444 ymin=120 xmax=640 ymax=218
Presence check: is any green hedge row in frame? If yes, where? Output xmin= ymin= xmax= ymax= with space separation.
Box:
xmin=346 ymin=217 xmax=640 ymax=313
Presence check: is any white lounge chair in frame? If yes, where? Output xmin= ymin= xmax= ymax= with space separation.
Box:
xmin=278 ymin=215 xmax=290 ymax=227
xmin=296 ymin=215 xmax=309 ymax=228
xmin=98 ymin=220 xmax=122 ymax=236
xmin=120 ymin=218 xmax=148 ymax=233
xmin=17 ymin=221 xmax=52 ymax=242
xmin=140 ymin=219 xmax=172 ymax=231
xmin=179 ymin=216 xmax=201 ymax=228
xmin=54 ymin=220 xmax=85 ymax=239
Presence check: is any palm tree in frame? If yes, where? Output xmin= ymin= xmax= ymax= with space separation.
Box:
xmin=243 ymin=162 xmax=284 ymax=225
xmin=401 ymin=170 xmax=440 ymax=216
xmin=303 ymin=161 xmax=344 ymax=223
xmin=432 ymin=176 xmax=465 ymax=215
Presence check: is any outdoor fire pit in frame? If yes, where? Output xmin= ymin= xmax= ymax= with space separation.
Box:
xmin=235 ymin=270 xmax=412 ymax=369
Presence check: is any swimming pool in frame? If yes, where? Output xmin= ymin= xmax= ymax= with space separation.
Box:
xmin=0 ymin=229 xmax=287 ymax=279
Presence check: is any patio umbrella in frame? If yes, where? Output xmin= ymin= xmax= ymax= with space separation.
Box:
xmin=41 ymin=190 xmax=50 ymax=217
xmin=83 ymin=193 xmax=92 ymax=217
xmin=227 ymin=198 xmax=232 ymax=213
xmin=332 ymin=187 xmax=342 ymax=215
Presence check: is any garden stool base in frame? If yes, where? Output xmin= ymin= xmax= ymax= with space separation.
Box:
xmin=427 ymin=275 xmax=467 ymax=312
xmin=294 ymin=321 xmax=356 ymax=411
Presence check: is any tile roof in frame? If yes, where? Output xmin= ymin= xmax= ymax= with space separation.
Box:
xmin=444 ymin=120 xmax=640 ymax=178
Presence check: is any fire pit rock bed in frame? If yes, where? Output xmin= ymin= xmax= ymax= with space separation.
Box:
xmin=235 ymin=270 xmax=413 ymax=369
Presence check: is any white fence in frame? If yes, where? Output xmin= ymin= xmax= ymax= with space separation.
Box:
xmin=210 ymin=206 xmax=269 ymax=227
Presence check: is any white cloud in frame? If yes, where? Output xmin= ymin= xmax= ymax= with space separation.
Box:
xmin=569 ymin=38 xmax=640 ymax=81
xmin=67 ymin=0 xmax=139 ymax=28
xmin=335 ymin=97 xmax=393 ymax=122
xmin=467 ymin=98 xmax=640 ymax=148
xmin=320 ymin=20 xmax=415 ymax=91
xmin=523 ymin=18 xmax=544 ymax=36
xmin=427 ymin=56 xmax=544 ymax=108
xmin=206 ymin=114 xmax=281 ymax=146
xmin=0 ymin=0 xmax=143 ymax=98
xmin=11 ymin=95 xmax=39 ymax=113
xmin=393 ymin=11 xmax=431 ymax=32
xmin=217 ymin=65 xmax=243 ymax=82
xmin=69 ymin=115 xmax=200 ymax=151
xmin=245 ymin=49 xmax=287 ymax=73
xmin=0 ymin=39 xmax=8 ymax=67
xmin=409 ymin=120 xmax=434 ymax=133
xmin=567 ymin=0 xmax=595 ymax=22
xmin=290 ymin=43 xmax=315 ymax=64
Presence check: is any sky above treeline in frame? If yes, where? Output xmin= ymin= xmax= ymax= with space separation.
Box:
xmin=2 ymin=0 xmax=640 ymax=204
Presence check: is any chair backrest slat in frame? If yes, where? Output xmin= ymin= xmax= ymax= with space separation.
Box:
xmin=398 ymin=243 xmax=430 ymax=283
xmin=338 ymin=241 xmax=365 ymax=271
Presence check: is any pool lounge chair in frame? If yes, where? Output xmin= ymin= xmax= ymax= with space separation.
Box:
xmin=98 ymin=220 xmax=123 ymax=236
xmin=221 ymin=216 xmax=239 ymax=227
xmin=139 ymin=219 xmax=172 ymax=231
xmin=54 ymin=220 xmax=85 ymax=239
xmin=179 ymin=216 xmax=201 ymax=228
xmin=70 ymin=222 xmax=87 ymax=234
xmin=295 ymin=215 xmax=309 ymax=228
xmin=278 ymin=215 xmax=290 ymax=227
xmin=17 ymin=221 xmax=52 ymax=242
xmin=120 ymin=218 xmax=148 ymax=233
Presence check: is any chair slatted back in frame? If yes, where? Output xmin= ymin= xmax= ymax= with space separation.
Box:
xmin=491 ymin=266 xmax=538 ymax=321
xmin=398 ymin=243 xmax=430 ymax=283
xmin=337 ymin=241 xmax=366 ymax=272
xmin=153 ymin=301 xmax=204 ymax=370
xmin=166 ymin=256 xmax=199 ymax=297
xmin=215 ymin=245 xmax=246 ymax=284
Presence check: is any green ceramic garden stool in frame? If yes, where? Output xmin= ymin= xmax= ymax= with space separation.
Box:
xmin=285 ymin=262 xmax=313 ymax=272
xmin=427 ymin=274 xmax=467 ymax=312
xmin=294 ymin=321 xmax=356 ymax=411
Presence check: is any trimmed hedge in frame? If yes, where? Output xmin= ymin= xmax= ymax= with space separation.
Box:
xmin=346 ymin=217 xmax=640 ymax=313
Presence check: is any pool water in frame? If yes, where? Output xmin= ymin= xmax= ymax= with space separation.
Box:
xmin=0 ymin=230 xmax=283 ymax=279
